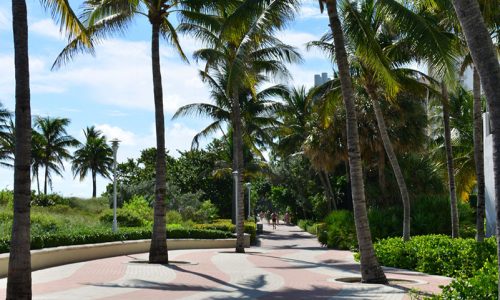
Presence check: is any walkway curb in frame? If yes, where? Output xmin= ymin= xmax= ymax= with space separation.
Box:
xmin=0 ymin=235 xmax=250 ymax=278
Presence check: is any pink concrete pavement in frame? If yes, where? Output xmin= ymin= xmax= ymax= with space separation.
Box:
xmin=0 ymin=222 xmax=451 ymax=299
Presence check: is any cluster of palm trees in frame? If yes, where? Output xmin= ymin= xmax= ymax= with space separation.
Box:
xmin=6 ymin=0 xmax=500 ymax=299
xmin=0 ymin=109 xmax=113 ymax=197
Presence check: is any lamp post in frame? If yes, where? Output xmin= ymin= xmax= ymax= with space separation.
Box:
xmin=233 ymin=171 xmax=238 ymax=226
xmin=245 ymin=182 xmax=251 ymax=219
xmin=111 ymin=139 xmax=120 ymax=233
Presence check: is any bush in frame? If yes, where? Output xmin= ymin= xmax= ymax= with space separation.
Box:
xmin=322 ymin=211 xmax=357 ymax=250
xmin=123 ymin=195 xmax=153 ymax=223
xmin=31 ymin=193 xmax=69 ymax=207
xmin=193 ymin=200 xmax=219 ymax=223
xmin=431 ymin=260 xmax=498 ymax=300
xmin=99 ymin=209 xmax=145 ymax=227
xmin=0 ymin=190 xmax=13 ymax=207
xmin=193 ymin=219 xmax=257 ymax=245
xmin=318 ymin=195 xmax=477 ymax=250
xmin=373 ymin=235 xmax=497 ymax=278
xmin=166 ymin=210 xmax=183 ymax=224
xmin=0 ymin=227 xmax=234 ymax=254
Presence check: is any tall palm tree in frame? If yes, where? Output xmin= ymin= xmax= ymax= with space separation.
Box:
xmin=33 ymin=116 xmax=79 ymax=194
xmin=182 ymin=0 xmax=301 ymax=252
xmin=319 ymin=0 xmax=387 ymax=283
xmin=72 ymin=126 xmax=113 ymax=198
xmin=55 ymin=0 xmax=219 ymax=264
xmin=312 ymin=0 xmax=456 ymax=240
xmin=7 ymin=0 xmax=87 ymax=297
xmin=451 ymin=1 xmax=500 ymax=295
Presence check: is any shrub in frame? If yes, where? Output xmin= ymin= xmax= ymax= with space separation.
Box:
xmin=373 ymin=235 xmax=497 ymax=278
xmin=322 ymin=211 xmax=357 ymax=250
xmin=193 ymin=200 xmax=219 ymax=223
xmin=123 ymin=195 xmax=153 ymax=223
xmin=99 ymin=209 xmax=145 ymax=227
xmin=31 ymin=193 xmax=69 ymax=207
xmin=0 ymin=190 xmax=13 ymax=206
xmin=166 ymin=210 xmax=183 ymax=224
xmin=193 ymin=219 xmax=257 ymax=245
xmin=431 ymin=260 xmax=498 ymax=300
xmin=297 ymin=219 xmax=313 ymax=231
xmin=0 ymin=227 xmax=234 ymax=254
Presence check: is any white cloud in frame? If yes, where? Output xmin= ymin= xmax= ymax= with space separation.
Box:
xmin=31 ymin=38 xmax=210 ymax=113
xmin=298 ymin=1 xmax=328 ymax=19
xmin=277 ymin=30 xmax=325 ymax=60
xmin=30 ymin=19 xmax=64 ymax=40
xmin=95 ymin=124 xmax=138 ymax=146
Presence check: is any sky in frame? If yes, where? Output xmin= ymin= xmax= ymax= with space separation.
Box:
xmin=0 ymin=0 xmax=335 ymax=197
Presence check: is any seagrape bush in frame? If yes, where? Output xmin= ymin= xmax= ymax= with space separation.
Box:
xmin=372 ymin=235 xmax=496 ymax=278
xmin=317 ymin=195 xmax=475 ymax=250
xmin=430 ymin=260 xmax=498 ymax=300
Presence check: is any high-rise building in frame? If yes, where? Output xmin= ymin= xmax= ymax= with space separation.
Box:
xmin=314 ymin=72 xmax=331 ymax=87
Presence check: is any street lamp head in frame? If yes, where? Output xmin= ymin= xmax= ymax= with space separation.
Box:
xmin=246 ymin=182 xmax=251 ymax=187
xmin=111 ymin=139 xmax=120 ymax=152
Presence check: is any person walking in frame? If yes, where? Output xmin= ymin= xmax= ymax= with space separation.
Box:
xmin=271 ymin=212 xmax=277 ymax=230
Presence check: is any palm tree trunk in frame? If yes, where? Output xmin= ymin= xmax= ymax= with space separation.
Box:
xmin=36 ymin=170 xmax=40 ymax=195
xmin=324 ymin=172 xmax=337 ymax=210
xmin=324 ymin=0 xmax=387 ymax=283
xmin=365 ymin=86 xmax=410 ymax=241
xmin=232 ymin=90 xmax=245 ymax=253
xmin=7 ymin=0 xmax=32 ymax=298
xmin=318 ymin=172 xmax=332 ymax=212
xmin=44 ymin=166 xmax=48 ymax=194
xmin=442 ymin=83 xmax=459 ymax=238
xmin=92 ymin=170 xmax=97 ymax=198
xmin=451 ymin=1 xmax=500 ymax=295
xmin=472 ymin=67 xmax=485 ymax=242
xmin=148 ymin=18 xmax=168 ymax=264
xmin=377 ymin=143 xmax=387 ymax=201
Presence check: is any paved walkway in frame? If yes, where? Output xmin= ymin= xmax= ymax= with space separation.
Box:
xmin=0 ymin=222 xmax=451 ymax=299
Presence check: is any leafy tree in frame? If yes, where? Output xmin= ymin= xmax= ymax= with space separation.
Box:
xmin=72 ymin=126 xmax=113 ymax=198
xmin=33 ymin=116 xmax=79 ymax=194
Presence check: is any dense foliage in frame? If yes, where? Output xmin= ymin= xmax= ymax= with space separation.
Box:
xmin=372 ymin=235 xmax=496 ymax=278
xmin=306 ymin=195 xmax=475 ymax=250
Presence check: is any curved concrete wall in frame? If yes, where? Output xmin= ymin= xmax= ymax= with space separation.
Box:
xmin=0 ymin=235 xmax=250 ymax=278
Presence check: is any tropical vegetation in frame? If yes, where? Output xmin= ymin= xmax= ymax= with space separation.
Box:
xmin=3 ymin=0 xmax=499 ymax=298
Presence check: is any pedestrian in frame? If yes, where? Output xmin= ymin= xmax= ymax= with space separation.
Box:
xmin=271 ymin=212 xmax=277 ymax=229
xmin=284 ymin=212 xmax=290 ymax=225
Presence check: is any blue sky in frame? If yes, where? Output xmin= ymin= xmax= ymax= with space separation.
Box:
xmin=0 ymin=0 xmax=334 ymax=197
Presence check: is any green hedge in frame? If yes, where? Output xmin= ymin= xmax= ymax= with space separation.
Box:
xmin=193 ymin=219 xmax=257 ymax=245
xmin=372 ymin=235 xmax=497 ymax=278
xmin=318 ymin=195 xmax=475 ymax=250
xmin=0 ymin=227 xmax=234 ymax=254
xmin=430 ymin=260 xmax=498 ymax=300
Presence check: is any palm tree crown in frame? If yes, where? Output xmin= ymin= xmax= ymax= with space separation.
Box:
xmin=72 ymin=126 xmax=113 ymax=198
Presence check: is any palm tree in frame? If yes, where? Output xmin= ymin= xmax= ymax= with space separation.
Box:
xmin=56 ymin=0 xmax=225 ymax=264
xmin=33 ymin=117 xmax=79 ymax=194
xmin=31 ymin=130 xmax=45 ymax=194
xmin=451 ymin=1 xmax=500 ymax=295
xmin=7 ymin=0 xmax=87 ymax=297
xmin=319 ymin=0 xmax=387 ymax=283
xmin=0 ymin=105 xmax=14 ymax=167
xmin=181 ymin=0 xmax=301 ymax=252
xmin=72 ymin=126 xmax=113 ymax=198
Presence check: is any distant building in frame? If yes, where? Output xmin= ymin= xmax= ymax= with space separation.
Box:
xmin=314 ymin=72 xmax=330 ymax=87
xmin=483 ymin=112 xmax=496 ymax=237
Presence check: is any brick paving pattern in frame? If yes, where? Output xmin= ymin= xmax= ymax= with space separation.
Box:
xmin=0 ymin=221 xmax=451 ymax=299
